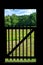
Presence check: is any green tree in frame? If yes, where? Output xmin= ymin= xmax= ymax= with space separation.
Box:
xmin=29 ymin=13 xmax=36 ymax=26
xmin=5 ymin=15 xmax=11 ymax=27
xmin=5 ymin=13 xmax=36 ymax=27
xmin=11 ymin=14 xmax=19 ymax=27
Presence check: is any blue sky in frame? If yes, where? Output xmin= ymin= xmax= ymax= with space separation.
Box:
xmin=4 ymin=9 xmax=36 ymax=16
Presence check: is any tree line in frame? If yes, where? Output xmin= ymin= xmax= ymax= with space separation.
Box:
xmin=5 ymin=13 xmax=36 ymax=27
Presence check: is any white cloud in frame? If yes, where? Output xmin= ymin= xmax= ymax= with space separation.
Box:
xmin=4 ymin=9 xmax=36 ymax=16
xmin=15 ymin=9 xmax=36 ymax=16
xmin=4 ymin=9 xmax=14 ymax=16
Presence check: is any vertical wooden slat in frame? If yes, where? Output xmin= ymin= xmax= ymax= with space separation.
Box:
xmin=10 ymin=29 xmax=11 ymax=56
xmin=24 ymin=29 xmax=26 ymax=56
xmin=15 ymin=29 xmax=17 ymax=59
xmin=22 ymin=29 xmax=24 ymax=59
xmin=31 ymin=31 xmax=34 ymax=56
xmin=13 ymin=29 xmax=15 ymax=56
xmin=30 ymin=28 xmax=32 ymax=58
xmin=34 ymin=31 xmax=35 ymax=56
xmin=8 ymin=29 xmax=10 ymax=59
xmin=12 ymin=29 xmax=13 ymax=59
xmin=20 ymin=29 xmax=22 ymax=56
xmin=26 ymin=28 xmax=28 ymax=59
xmin=17 ymin=29 xmax=19 ymax=56
xmin=19 ymin=28 xmax=20 ymax=59
xmin=27 ymin=29 xmax=30 ymax=56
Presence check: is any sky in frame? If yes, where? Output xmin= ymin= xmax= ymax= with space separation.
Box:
xmin=4 ymin=9 xmax=36 ymax=16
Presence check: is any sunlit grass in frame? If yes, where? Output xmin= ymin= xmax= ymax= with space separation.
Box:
xmin=5 ymin=58 xmax=36 ymax=62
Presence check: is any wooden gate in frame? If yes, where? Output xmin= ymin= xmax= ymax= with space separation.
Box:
xmin=5 ymin=26 xmax=36 ymax=62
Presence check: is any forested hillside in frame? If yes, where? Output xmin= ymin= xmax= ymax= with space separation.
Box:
xmin=5 ymin=13 xmax=36 ymax=27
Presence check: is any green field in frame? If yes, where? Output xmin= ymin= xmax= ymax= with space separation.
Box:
xmin=5 ymin=29 xmax=36 ymax=63
xmin=5 ymin=58 xmax=36 ymax=63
